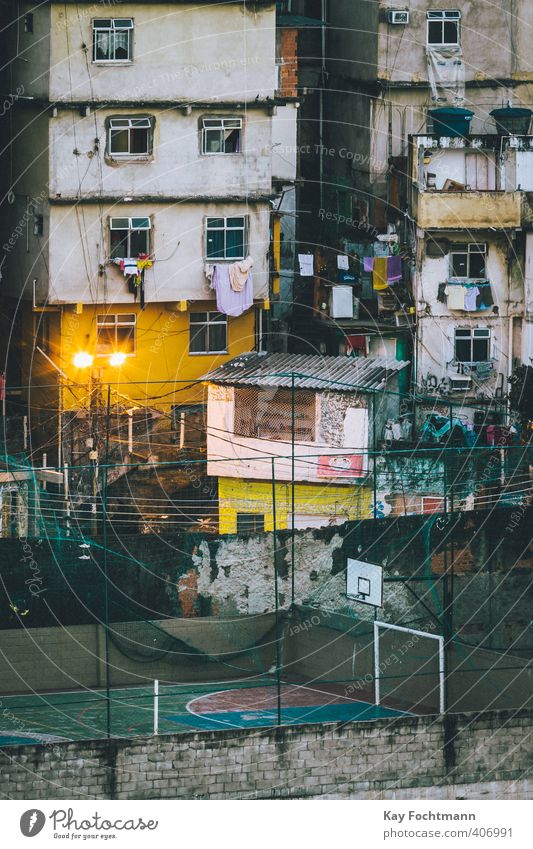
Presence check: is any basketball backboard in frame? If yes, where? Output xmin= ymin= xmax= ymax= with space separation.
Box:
xmin=346 ymin=559 xmax=383 ymax=607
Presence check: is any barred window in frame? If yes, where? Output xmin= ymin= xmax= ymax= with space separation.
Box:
xmin=234 ymin=387 xmax=316 ymax=442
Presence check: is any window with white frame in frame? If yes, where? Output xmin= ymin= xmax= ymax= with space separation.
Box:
xmin=110 ymin=217 xmax=150 ymax=258
xmin=205 ymin=216 xmax=246 ymax=260
xmin=450 ymin=243 xmax=486 ymax=279
xmin=454 ymin=328 xmax=491 ymax=363
xmin=427 ymin=10 xmax=461 ymax=46
xmin=93 ymin=18 xmax=133 ymax=62
xmin=96 ymin=314 xmax=136 ymax=355
xmin=202 ymin=118 xmax=242 ymax=154
xmin=189 ymin=312 xmax=227 ymax=354
xmin=108 ymin=117 xmax=153 ymax=157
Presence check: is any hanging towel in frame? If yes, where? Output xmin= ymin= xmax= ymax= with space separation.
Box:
xmin=373 ymin=256 xmax=389 ymax=290
xmin=464 ymin=285 xmax=480 ymax=311
xmin=298 ymin=254 xmax=314 ymax=276
xmin=211 ymin=264 xmax=253 ymax=317
xmin=445 ymin=284 xmax=466 ymax=310
xmin=437 ymin=282 xmax=447 ymax=303
xmin=363 ymin=256 xmax=374 ymax=272
xmin=229 ymin=255 xmax=254 ymax=292
xmin=477 ymin=284 xmax=493 ymax=309
xmin=387 ymin=255 xmax=402 ymax=283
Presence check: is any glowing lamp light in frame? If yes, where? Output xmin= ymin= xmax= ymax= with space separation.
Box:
xmin=109 ymin=352 xmax=126 ymax=367
xmin=73 ymin=352 xmax=93 ymax=368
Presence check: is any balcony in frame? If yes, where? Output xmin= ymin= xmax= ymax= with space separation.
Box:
xmin=415 ymin=189 xmax=522 ymax=230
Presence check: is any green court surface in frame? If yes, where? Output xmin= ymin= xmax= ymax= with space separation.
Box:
xmin=0 ymin=681 xmax=409 ymax=745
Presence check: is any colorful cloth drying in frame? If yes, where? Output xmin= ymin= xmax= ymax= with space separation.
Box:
xmin=387 ymin=255 xmax=402 ymax=282
xmin=372 ymin=256 xmax=389 ymax=290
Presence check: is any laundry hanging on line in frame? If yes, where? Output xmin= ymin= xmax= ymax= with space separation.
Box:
xmin=444 ymin=281 xmax=493 ymax=311
xmin=229 ymin=256 xmax=254 ymax=292
xmin=211 ymin=263 xmax=253 ymax=317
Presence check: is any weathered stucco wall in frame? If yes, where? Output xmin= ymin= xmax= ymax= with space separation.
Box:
xmin=47 ymin=202 xmax=269 ymax=303
xmin=49 ymin=108 xmax=274 ymax=198
xmin=206 ymin=384 xmax=371 ymax=484
xmin=1 ymin=508 xmax=531 ymax=654
xmin=49 ymin=4 xmax=277 ymax=102
xmin=0 ymin=709 xmax=531 ymax=800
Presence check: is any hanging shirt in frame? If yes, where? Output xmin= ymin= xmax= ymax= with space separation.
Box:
xmin=123 ymin=258 xmax=138 ymax=277
xmin=464 ymin=285 xmax=480 ymax=311
xmin=298 ymin=254 xmax=314 ymax=276
xmin=337 ymin=254 xmax=349 ymax=270
xmin=445 ymin=284 xmax=465 ymax=310
xmin=363 ymin=257 xmax=374 ymax=272
xmin=373 ymin=256 xmax=389 ymax=290
xmin=211 ymin=264 xmax=253 ymax=317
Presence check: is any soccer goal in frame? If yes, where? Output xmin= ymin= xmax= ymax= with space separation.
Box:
xmin=373 ymin=621 xmax=445 ymax=715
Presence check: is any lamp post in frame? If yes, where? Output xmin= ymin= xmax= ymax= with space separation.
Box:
xmin=73 ymin=349 xmax=126 ymax=738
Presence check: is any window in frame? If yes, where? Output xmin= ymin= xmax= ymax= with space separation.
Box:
xmin=206 ymin=216 xmax=246 ymax=260
xmin=427 ymin=10 xmax=461 ymax=46
xmin=454 ymin=328 xmax=491 ymax=363
xmin=110 ymin=217 xmax=150 ymax=258
xmin=108 ymin=117 xmax=153 ymax=157
xmin=93 ymin=18 xmax=133 ymax=62
xmin=33 ymin=215 xmax=43 ymax=236
xmin=236 ymin=513 xmax=265 ymax=535
xmin=24 ymin=13 xmax=33 ymax=33
xmin=234 ymin=388 xmax=316 ymax=441
xmin=96 ymin=314 xmax=136 ymax=356
xmin=202 ymin=118 xmax=242 ymax=154
xmin=189 ymin=312 xmax=227 ymax=354
xmin=450 ymin=243 xmax=486 ymax=279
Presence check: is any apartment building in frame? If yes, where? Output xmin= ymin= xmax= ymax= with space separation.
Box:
xmin=0 ymin=1 xmax=298 ymax=459
xmin=323 ymin=2 xmax=533 ymax=395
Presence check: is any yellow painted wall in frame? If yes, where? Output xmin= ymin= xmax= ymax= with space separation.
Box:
xmin=26 ymin=301 xmax=257 ymax=412
xmin=218 ymin=477 xmax=374 ymax=534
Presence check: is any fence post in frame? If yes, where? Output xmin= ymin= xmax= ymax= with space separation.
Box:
xmin=271 ymin=457 xmax=282 ymax=726
xmin=153 ymin=679 xmax=159 ymax=735
xmin=291 ymin=372 xmax=295 ymax=606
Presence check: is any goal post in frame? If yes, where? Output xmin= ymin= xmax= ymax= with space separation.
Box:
xmin=373 ymin=621 xmax=445 ymax=715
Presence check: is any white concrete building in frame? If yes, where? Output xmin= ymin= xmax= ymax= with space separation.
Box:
xmin=408 ymin=134 xmax=533 ymax=405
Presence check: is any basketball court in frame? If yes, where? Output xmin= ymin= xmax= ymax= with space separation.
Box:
xmin=0 ymin=679 xmax=411 ymax=746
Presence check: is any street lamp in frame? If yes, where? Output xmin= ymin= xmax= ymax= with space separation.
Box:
xmin=73 ymin=352 xmax=94 ymax=369
xmin=71 ymin=349 xmax=125 ymax=738
xmin=109 ymin=352 xmax=126 ymax=367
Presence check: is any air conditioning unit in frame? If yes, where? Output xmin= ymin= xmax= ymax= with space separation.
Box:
xmin=450 ymin=377 xmax=472 ymax=392
xmin=388 ymin=10 xmax=409 ymax=25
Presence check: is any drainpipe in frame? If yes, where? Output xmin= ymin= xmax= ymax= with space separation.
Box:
xmin=319 ymin=0 xmax=327 ymax=210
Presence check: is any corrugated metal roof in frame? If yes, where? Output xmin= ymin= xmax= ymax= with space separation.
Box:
xmin=203 ymin=353 xmax=409 ymax=392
